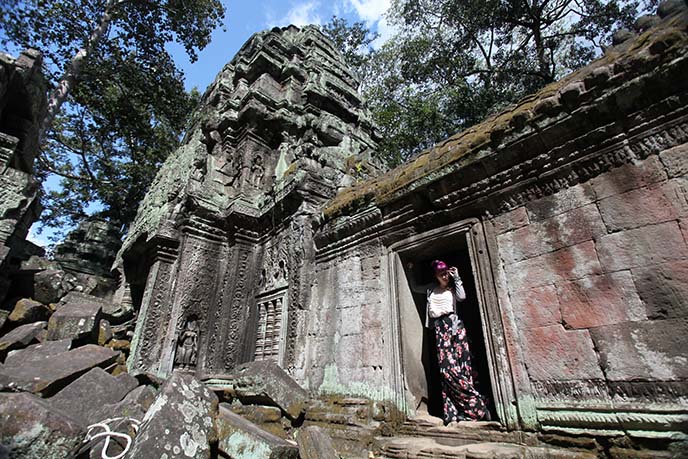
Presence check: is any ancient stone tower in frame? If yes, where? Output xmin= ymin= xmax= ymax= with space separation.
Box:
xmin=118 ymin=25 xmax=382 ymax=379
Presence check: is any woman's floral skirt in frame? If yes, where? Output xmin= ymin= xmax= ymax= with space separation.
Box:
xmin=433 ymin=313 xmax=489 ymax=423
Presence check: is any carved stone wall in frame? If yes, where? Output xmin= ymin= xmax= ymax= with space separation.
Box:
xmin=312 ymin=3 xmax=688 ymax=443
xmin=122 ymin=25 xmax=383 ymax=383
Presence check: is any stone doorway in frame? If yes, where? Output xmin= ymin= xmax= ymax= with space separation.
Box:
xmin=389 ymin=218 xmax=517 ymax=427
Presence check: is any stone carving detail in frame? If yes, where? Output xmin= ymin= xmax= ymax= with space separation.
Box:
xmin=224 ymin=245 xmax=252 ymax=370
xmin=205 ymin=244 xmax=232 ymax=370
xmin=254 ymin=292 xmax=287 ymax=364
xmin=531 ymin=379 xmax=609 ymax=401
xmin=174 ymin=316 xmax=199 ymax=369
xmin=258 ymin=233 xmax=289 ymax=295
xmin=432 ymin=117 xmax=688 ymax=215
xmin=135 ymin=259 xmax=175 ymax=371
xmin=249 ymin=155 xmax=265 ymax=188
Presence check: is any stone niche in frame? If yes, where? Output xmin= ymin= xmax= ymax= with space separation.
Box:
xmin=313 ymin=2 xmax=688 ymax=445
xmin=117 ymin=25 xmax=383 ymax=383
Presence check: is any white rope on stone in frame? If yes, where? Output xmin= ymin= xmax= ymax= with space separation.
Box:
xmin=84 ymin=417 xmax=141 ymax=459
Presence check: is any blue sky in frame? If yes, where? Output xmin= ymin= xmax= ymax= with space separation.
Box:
xmin=170 ymin=0 xmax=393 ymax=93
xmin=26 ymin=0 xmax=393 ymax=247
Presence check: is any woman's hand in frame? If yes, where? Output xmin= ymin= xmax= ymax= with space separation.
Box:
xmin=448 ymin=266 xmax=459 ymax=277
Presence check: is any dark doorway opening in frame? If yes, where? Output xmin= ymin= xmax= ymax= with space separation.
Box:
xmin=401 ymin=234 xmax=497 ymax=421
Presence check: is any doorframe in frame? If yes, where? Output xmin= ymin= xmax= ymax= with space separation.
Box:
xmin=386 ymin=217 xmax=520 ymax=429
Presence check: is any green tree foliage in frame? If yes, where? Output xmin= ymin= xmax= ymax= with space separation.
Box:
xmin=0 ymin=0 xmax=224 ymax=237
xmin=343 ymin=0 xmax=655 ymax=165
xmin=320 ymin=16 xmax=379 ymax=76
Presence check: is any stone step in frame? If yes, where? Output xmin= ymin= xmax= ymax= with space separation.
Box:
xmin=398 ymin=415 xmax=535 ymax=447
xmin=376 ymin=437 xmax=596 ymax=459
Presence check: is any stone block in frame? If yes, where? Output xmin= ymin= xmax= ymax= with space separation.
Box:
xmin=230 ymin=402 xmax=283 ymax=424
xmin=49 ymin=367 xmax=138 ymax=426
xmin=336 ymin=333 xmax=363 ymax=369
xmin=361 ymin=325 xmax=384 ymax=367
xmin=229 ymin=360 xmax=308 ymax=420
xmin=20 ymin=255 xmax=60 ymax=271
xmin=0 ymin=392 xmax=83 ymax=459
xmin=8 ymin=297 xmax=51 ymax=324
xmin=521 ymin=325 xmax=604 ymax=381
xmin=590 ymin=318 xmax=688 ymax=381
xmin=0 ymin=309 xmax=7 ymax=330
xmin=591 ymin=155 xmax=667 ymax=199
xmin=659 ymin=143 xmax=688 ymax=178
xmin=598 ymin=181 xmax=688 ymax=231
xmin=0 ymin=320 xmax=46 ymax=353
xmin=47 ymin=292 xmax=102 ymax=341
xmin=4 ymin=338 xmax=72 ymax=367
xmin=216 ymin=404 xmax=299 ymax=459
xmin=32 ymin=269 xmax=73 ymax=304
xmin=296 ymin=426 xmax=338 ymax=459
xmin=85 ymin=386 xmax=157 ymax=459
xmin=127 ymin=372 xmax=217 ymax=459
xmin=339 ymin=305 xmax=362 ymax=336
xmin=492 ymin=207 xmax=530 ymax=234
xmin=98 ymin=319 xmax=113 ymax=345
xmin=632 ymin=260 xmax=688 ymax=319
xmin=509 ymin=285 xmax=562 ymax=329
xmin=499 ymin=204 xmax=606 ymax=264
xmin=0 ymin=344 xmax=120 ymax=395
xmin=596 ymin=221 xmax=688 ymax=272
xmin=505 ymin=241 xmax=602 ymax=291
xmin=557 ymin=272 xmax=646 ymax=329
xmin=526 ymin=183 xmax=596 ymax=221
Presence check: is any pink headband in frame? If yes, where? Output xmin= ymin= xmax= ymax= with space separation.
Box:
xmin=431 ymin=260 xmax=448 ymax=273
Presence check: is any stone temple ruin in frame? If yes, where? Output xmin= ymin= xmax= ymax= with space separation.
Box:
xmin=1 ymin=1 xmax=688 ymax=458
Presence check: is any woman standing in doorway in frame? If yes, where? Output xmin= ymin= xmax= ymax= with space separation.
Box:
xmin=408 ymin=259 xmax=489 ymax=424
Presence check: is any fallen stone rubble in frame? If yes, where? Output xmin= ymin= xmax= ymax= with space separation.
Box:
xmin=0 ymin=273 xmax=350 ymax=459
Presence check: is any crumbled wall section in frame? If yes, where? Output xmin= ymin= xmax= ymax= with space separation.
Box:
xmin=0 ymin=49 xmax=47 ymax=303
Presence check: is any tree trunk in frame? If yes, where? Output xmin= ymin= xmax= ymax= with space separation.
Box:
xmin=39 ymin=0 xmax=121 ymax=142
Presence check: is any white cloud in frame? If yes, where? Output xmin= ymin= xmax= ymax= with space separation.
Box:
xmin=348 ymin=0 xmax=390 ymax=22
xmin=345 ymin=0 xmax=396 ymax=47
xmin=267 ymin=1 xmax=323 ymax=28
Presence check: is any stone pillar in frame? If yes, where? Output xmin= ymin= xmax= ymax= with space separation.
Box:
xmin=157 ymin=218 xmax=226 ymax=378
xmin=222 ymin=233 xmax=260 ymax=370
xmin=127 ymin=236 xmax=179 ymax=375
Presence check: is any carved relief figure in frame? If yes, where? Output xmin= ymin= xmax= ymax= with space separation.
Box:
xmin=259 ymin=237 xmax=290 ymax=294
xmin=250 ymin=155 xmax=265 ymax=188
xmin=275 ymin=132 xmax=296 ymax=180
xmin=220 ymin=153 xmax=243 ymax=189
xmin=175 ymin=317 xmax=199 ymax=369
